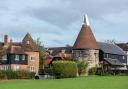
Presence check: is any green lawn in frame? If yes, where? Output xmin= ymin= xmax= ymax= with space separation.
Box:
xmin=0 ymin=76 xmax=127 ymax=89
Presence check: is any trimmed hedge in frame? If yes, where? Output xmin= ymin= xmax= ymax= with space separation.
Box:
xmin=52 ymin=60 xmax=78 ymax=78
xmin=0 ymin=70 xmax=35 ymax=79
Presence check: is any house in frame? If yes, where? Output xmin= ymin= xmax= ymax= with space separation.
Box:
xmin=98 ymin=42 xmax=127 ymax=71
xmin=0 ymin=33 xmax=39 ymax=74
xmin=117 ymin=43 xmax=128 ymax=65
xmin=45 ymin=47 xmax=73 ymax=67
xmin=46 ymin=15 xmax=127 ymax=71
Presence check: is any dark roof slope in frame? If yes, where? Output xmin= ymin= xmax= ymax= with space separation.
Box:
xmin=104 ymin=58 xmax=123 ymax=66
xmin=48 ymin=42 xmax=126 ymax=56
xmin=48 ymin=47 xmax=72 ymax=56
xmin=97 ymin=42 xmax=126 ymax=55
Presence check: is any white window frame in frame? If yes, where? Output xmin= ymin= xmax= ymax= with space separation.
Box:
xmin=26 ymin=40 xmax=31 ymax=45
xmin=122 ymin=56 xmax=125 ymax=60
xmin=1 ymin=65 xmax=8 ymax=70
xmin=30 ymin=66 xmax=35 ymax=72
xmin=61 ymin=50 xmax=65 ymax=53
xmin=22 ymin=55 xmax=25 ymax=60
xmin=15 ymin=55 xmax=19 ymax=61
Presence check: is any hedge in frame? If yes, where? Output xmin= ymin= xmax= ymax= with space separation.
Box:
xmin=52 ymin=60 xmax=78 ymax=78
xmin=88 ymin=67 xmax=97 ymax=75
xmin=0 ymin=70 xmax=35 ymax=79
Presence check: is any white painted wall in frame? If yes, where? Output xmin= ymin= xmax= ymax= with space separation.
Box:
xmin=126 ymin=51 xmax=128 ymax=65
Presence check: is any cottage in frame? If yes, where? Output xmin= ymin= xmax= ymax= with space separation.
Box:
xmin=0 ymin=33 xmax=39 ymax=74
xmin=117 ymin=43 xmax=128 ymax=65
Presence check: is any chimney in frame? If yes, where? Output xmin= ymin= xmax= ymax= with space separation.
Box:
xmin=10 ymin=39 xmax=13 ymax=44
xmin=4 ymin=35 xmax=9 ymax=46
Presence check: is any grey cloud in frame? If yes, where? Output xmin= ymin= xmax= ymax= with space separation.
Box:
xmin=24 ymin=0 xmax=128 ymax=29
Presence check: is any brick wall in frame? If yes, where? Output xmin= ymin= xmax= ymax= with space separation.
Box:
xmin=25 ymin=51 xmax=39 ymax=74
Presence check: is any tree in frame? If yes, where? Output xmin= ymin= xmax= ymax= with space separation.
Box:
xmin=34 ymin=38 xmax=46 ymax=73
xmin=77 ymin=60 xmax=88 ymax=76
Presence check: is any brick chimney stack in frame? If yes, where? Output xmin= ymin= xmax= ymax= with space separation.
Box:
xmin=4 ymin=35 xmax=10 ymax=46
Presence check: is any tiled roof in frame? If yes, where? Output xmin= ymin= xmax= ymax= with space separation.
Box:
xmin=48 ymin=47 xmax=72 ymax=56
xmin=22 ymin=33 xmax=33 ymax=42
xmin=7 ymin=45 xmax=26 ymax=54
xmin=97 ymin=42 xmax=126 ymax=55
xmin=0 ymin=33 xmax=39 ymax=54
xmin=104 ymin=58 xmax=123 ymax=66
xmin=73 ymin=24 xmax=99 ymax=49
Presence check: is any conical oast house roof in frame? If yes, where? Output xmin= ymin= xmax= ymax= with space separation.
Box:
xmin=73 ymin=15 xmax=99 ymax=49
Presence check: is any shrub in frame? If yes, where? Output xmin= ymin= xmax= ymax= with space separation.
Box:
xmin=77 ymin=60 xmax=88 ymax=76
xmin=52 ymin=60 xmax=77 ymax=78
xmin=88 ymin=67 xmax=97 ymax=75
xmin=0 ymin=70 xmax=35 ymax=79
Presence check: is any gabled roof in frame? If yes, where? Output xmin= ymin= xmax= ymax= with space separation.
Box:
xmin=97 ymin=42 xmax=126 ymax=55
xmin=7 ymin=45 xmax=25 ymax=54
xmin=73 ymin=15 xmax=99 ymax=49
xmin=22 ymin=33 xmax=38 ymax=52
xmin=22 ymin=33 xmax=33 ymax=42
xmin=0 ymin=33 xmax=39 ymax=54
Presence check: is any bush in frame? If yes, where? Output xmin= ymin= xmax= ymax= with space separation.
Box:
xmin=0 ymin=70 xmax=35 ymax=79
xmin=52 ymin=60 xmax=77 ymax=78
xmin=77 ymin=60 xmax=88 ymax=76
xmin=88 ymin=67 xmax=97 ymax=75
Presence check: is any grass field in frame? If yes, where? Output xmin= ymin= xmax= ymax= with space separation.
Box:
xmin=0 ymin=76 xmax=127 ymax=89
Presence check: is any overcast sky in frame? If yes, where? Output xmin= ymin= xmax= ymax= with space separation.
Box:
xmin=0 ymin=0 xmax=128 ymax=47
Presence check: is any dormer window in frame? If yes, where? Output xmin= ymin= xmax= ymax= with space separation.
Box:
xmin=26 ymin=40 xmax=30 ymax=45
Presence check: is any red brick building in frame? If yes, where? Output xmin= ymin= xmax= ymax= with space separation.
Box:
xmin=0 ymin=33 xmax=39 ymax=74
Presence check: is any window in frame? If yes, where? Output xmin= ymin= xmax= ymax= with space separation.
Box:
xmin=104 ymin=53 xmax=108 ymax=58
xmin=61 ymin=50 xmax=65 ymax=53
xmin=26 ymin=40 xmax=31 ymax=45
xmin=22 ymin=55 xmax=25 ymax=60
xmin=14 ymin=65 xmax=20 ymax=71
xmin=15 ymin=55 xmax=19 ymax=61
xmin=123 ymin=56 xmax=125 ymax=60
xmin=2 ymin=55 xmax=7 ymax=60
xmin=31 ymin=56 xmax=36 ymax=60
xmin=95 ymin=53 xmax=98 ymax=59
xmin=1 ymin=65 xmax=8 ymax=70
xmin=30 ymin=66 xmax=35 ymax=72
xmin=75 ymin=51 xmax=80 ymax=58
